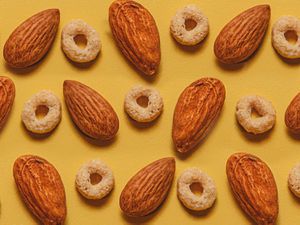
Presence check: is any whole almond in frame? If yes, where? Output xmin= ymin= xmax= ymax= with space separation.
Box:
xmin=109 ymin=0 xmax=161 ymax=76
xmin=13 ymin=155 xmax=67 ymax=225
xmin=285 ymin=92 xmax=300 ymax=134
xmin=226 ymin=153 xmax=278 ymax=225
xmin=3 ymin=9 xmax=60 ymax=68
xmin=214 ymin=5 xmax=270 ymax=64
xmin=172 ymin=77 xmax=225 ymax=153
xmin=0 ymin=76 xmax=15 ymax=130
xmin=120 ymin=157 xmax=175 ymax=217
xmin=63 ymin=80 xmax=119 ymax=141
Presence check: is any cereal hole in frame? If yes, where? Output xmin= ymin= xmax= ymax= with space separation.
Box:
xmin=137 ymin=96 xmax=149 ymax=108
xmin=35 ymin=105 xmax=49 ymax=119
xmin=251 ymin=108 xmax=261 ymax=119
xmin=90 ymin=173 xmax=102 ymax=185
xmin=74 ymin=34 xmax=88 ymax=49
xmin=185 ymin=18 xmax=197 ymax=31
xmin=284 ymin=30 xmax=298 ymax=44
xmin=190 ymin=182 xmax=203 ymax=196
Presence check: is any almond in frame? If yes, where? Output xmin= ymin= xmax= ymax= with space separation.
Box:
xmin=285 ymin=92 xmax=300 ymax=134
xmin=109 ymin=0 xmax=161 ymax=76
xmin=3 ymin=9 xmax=60 ymax=68
xmin=172 ymin=77 xmax=225 ymax=153
xmin=226 ymin=153 xmax=278 ymax=225
xmin=120 ymin=157 xmax=175 ymax=217
xmin=214 ymin=5 xmax=270 ymax=64
xmin=13 ymin=155 xmax=67 ymax=225
xmin=63 ymin=80 xmax=119 ymax=141
xmin=0 ymin=76 xmax=15 ymax=130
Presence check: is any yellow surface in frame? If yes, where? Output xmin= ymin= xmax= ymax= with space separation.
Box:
xmin=1 ymin=0 xmax=300 ymax=224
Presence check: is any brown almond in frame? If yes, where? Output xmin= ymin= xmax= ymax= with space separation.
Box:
xmin=226 ymin=153 xmax=278 ymax=225
xmin=285 ymin=92 xmax=300 ymax=134
xmin=172 ymin=77 xmax=226 ymax=153
xmin=0 ymin=76 xmax=15 ymax=130
xmin=120 ymin=157 xmax=175 ymax=217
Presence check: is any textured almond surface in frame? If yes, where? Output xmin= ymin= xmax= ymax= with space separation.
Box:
xmin=285 ymin=92 xmax=300 ymax=134
xmin=120 ymin=157 xmax=175 ymax=217
xmin=109 ymin=0 xmax=161 ymax=76
xmin=226 ymin=153 xmax=278 ymax=225
xmin=172 ymin=77 xmax=225 ymax=153
xmin=13 ymin=155 xmax=66 ymax=225
xmin=63 ymin=80 xmax=119 ymax=141
xmin=0 ymin=76 xmax=15 ymax=130
xmin=214 ymin=5 xmax=270 ymax=64
xmin=3 ymin=9 xmax=60 ymax=68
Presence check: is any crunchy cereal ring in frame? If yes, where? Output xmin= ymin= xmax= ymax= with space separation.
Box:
xmin=288 ymin=163 xmax=300 ymax=198
xmin=21 ymin=90 xmax=61 ymax=134
xmin=177 ymin=168 xmax=217 ymax=211
xmin=124 ymin=85 xmax=163 ymax=122
xmin=61 ymin=19 xmax=101 ymax=63
xmin=236 ymin=95 xmax=276 ymax=134
xmin=170 ymin=5 xmax=209 ymax=46
xmin=272 ymin=16 xmax=300 ymax=59
xmin=76 ymin=159 xmax=114 ymax=200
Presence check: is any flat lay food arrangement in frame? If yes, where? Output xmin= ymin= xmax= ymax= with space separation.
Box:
xmin=1 ymin=0 xmax=300 ymax=224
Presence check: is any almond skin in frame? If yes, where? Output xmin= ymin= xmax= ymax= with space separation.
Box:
xmin=172 ymin=77 xmax=226 ymax=153
xmin=214 ymin=5 xmax=270 ymax=64
xmin=120 ymin=157 xmax=175 ymax=217
xmin=63 ymin=80 xmax=119 ymax=141
xmin=109 ymin=0 xmax=161 ymax=76
xmin=0 ymin=76 xmax=15 ymax=130
xmin=3 ymin=9 xmax=60 ymax=68
xmin=13 ymin=155 xmax=67 ymax=225
xmin=226 ymin=153 xmax=278 ymax=225
xmin=285 ymin=92 xmax=300 ymax=134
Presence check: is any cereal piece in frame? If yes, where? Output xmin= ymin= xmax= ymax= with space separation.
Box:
xmin=236 ymin=95 xmax=276 ymax=134
xmin=76 ymin=160 xmax=114 ymax=200
xmin=61 ymin=19 xmax=101 ymax=63
xmin=21 ymin=90 xmax=61 ymax=134
xmin=272 ymin=16 xmax=300 ymax=59
xmin=124 ymin=85 xmax=163 ymax=122
xmin=288 ymin=163 xmax=300 ymax=198
xmin=170 ymin=5 xmax=209 ymax=46
xmin=177 ymin=168 xmax=217 ymax=211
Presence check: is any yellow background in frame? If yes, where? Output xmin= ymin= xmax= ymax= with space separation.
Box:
xmin=1 ymin=0 xmax=300 ymax=224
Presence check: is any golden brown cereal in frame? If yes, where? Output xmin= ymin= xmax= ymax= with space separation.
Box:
xmin=76 ymin=159 xmax=114 ymax=200
xmin=288 ymin=163 xmax=300 ymax=198
xmin=170 ymin=5 xmax=209 ymax=46
xmin=61 ymin=19 xmax=101 ymax=63
xmin=177 ymin=168 xmax=216 ymax=211
xmin=236 ymin=95 xmax=276 ymax=134
xmin=272 ymin=16 xmax=300 ymax=59
xmin=21 ymin=90 xmax=61 ymax=134
xmin=124 ymin=85 xmax=163 ymax=122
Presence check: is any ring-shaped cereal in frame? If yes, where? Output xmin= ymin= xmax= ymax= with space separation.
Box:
xmin=61 ymin=19 xmax=101 ymax=63
xmin=288 ymin=163 xmax=300 ymax=198
xmin=21 ymin=90 xmax=61 ymax=134
xmin=76 ymin=160 xmax=114 ymax=200
xmin=177 ymin=168 xmax=217 ymax=211
xmin=236 ymin=95 xmax=276 ymax=134
xmin=170 ymin=5 xmax=209 ymax=46
xmin=272 ymin=16 xmax=300 ymax=59
xmin=124 ymin=85 xmax=163 ymax=122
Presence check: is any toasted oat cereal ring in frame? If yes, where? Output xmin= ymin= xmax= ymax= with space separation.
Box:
xmin=21 ymin=90 xmax=61 ymax=134
xmin=170 ymin=5 xmax=209 ymax=46
xmin=124 ymin=85 xmax=163 ymax=122
xmin=76 ymin=160 xmax=114 ymax=200
xmin=177 ymin=168 xmax=217 ymax=211
xmin=61 ymin=19 xmax=101 ymax=63
xmin=289 ymin=163 xmax=300 ymax=198
xmin=272 ymin=16 xmax=300 ymax=59
xmin=236 ymin=95 xmax=276 ymax=134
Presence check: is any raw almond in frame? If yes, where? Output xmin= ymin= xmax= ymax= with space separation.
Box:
xmin=214 ymin=5 xmax=270 ymax=64
xmin=13 ymin=155 xmax=67 ymax=225
xmin=0 ymin=76 xmax=15 ymax=130
xmin=3 ymin=9 xmax=60 ymax=68
xmin=172 ymin=77 xmax=225 ymax=153
xmin=109 ymin=0 xmax=161 ymax=76
xmin=120 ymin=157 xmax=175 ymax=217
xmin=63 ymin=80 xmax=119 ymax=141
xmin=285 ymin=92 xmax=300 ymax=134
xmin=226 ymin=153 xmax=278 ymax=225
